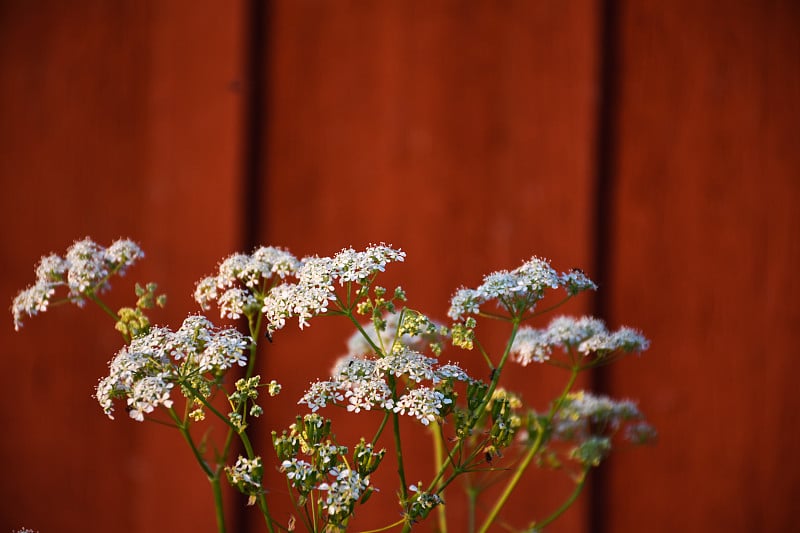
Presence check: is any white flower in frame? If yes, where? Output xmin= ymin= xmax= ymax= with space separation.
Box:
xmin=510 ymin=327 xmax=552 ymax=365
xmin=226 ymin=456 xmax=263 ymax=489
xmin=281 ymin=458 xmax=316 ymax=483
xmin=394 ymin=388 xmax=451 ymax=426
xmin=448 ymin=256 xmax=595 ymax=320
xmin=127 ymin=373 xmax=175 ymax=421
xmin=12 ymin=238 xmax=144 ymax=329
xmin=262 ymin=245 xmax=405 ymax=333
xmin=553 ymin=391 xmax=643 ymax=440
xmin=510 ymin=316 xmax=649 ymax=366
xmin=95 ymin=317 xmax=249 ymax=420
xmin=318 ymin=468 xmax=370 ymax=517
xmin=375 ymin=348 xmax=438 ymax=383
xmin=194 ymin=246 xmax=300 ymax=316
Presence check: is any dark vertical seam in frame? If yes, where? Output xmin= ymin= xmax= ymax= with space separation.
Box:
xmin=242 ymin=0 xmax=268 ymax=253
xmin=238 ymin=1 xmax=269 ymax=531
xmin=589 ymin=1 xmax=620 ymax=533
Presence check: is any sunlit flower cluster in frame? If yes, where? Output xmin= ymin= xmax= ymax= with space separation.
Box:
xmin=318 ymin=467 xmax=371 ymax=519
xmin=448 ymin=257 xmax=597 ymax=320
xmin=261 ymin=244 xmax=405 ymax=332
xmin=95 ymin=315 xmax=250 ymax=421
xmin=300 ymin=346 xmax=472 ymax=426
xmin=407 ymin=483 xmax=443 ymax=520
xmin=195 ymin=247 xmax=300 ymax=319
xmin=225 ymin=456 xmax=263 ymax=504
xmin=12 ymin=237 xmax=144 ymax=330
xmin=510 ymin=316 xmax=650 ymax=365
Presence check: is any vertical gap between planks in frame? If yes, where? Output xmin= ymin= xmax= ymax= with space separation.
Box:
xmin=238 ymin=0 xmax=269 ymax=531
xmin=589 ymin=0 xmax=620 ymax=532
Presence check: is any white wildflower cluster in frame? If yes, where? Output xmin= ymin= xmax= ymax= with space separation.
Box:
xmin=261 ymin=244 xmax=405 ymax=332
xmin=408 ymin=483 xmax=444 ymax=520
xmin=225 ymin=456 xmax=263 ymax=503
xmin=510 ymin=315 xmax=650 ymax=365
xmin=553 ymin=391 xmax=645 ymax=440
xmin=447 ymin=257 xmax=597 ymax=321
xmin=95 ymin=315 xmax=250 ymax=421
xmin=551 ymin=391 xmax=654 ymax=467
xmin=300 ymin=347 xmax=472 ymax=426
xmin=195 ymin=246 xmax=300 ymax=320
xmin=318 ymin=467 xmax=371 ymax=519
xmin=12 ymin=237 xmax=144 ymax=330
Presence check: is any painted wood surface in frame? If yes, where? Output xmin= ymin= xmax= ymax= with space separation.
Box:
xmin=1 ymin=1 xmax=797 ymax=532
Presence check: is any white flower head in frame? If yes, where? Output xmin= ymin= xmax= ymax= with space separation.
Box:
xmin=262 ymin=244 xmax=405 ymax=333
xmin=448 ymin=257 xmax=596 ymax=320
xmin=510 ymin=315 xmax=649 ymax=366
xmin=194 ymin=246 xmax=300 ymax=317
xmin=394 ymin=388 xmax=451 ymax=426
xmin=95 ymin=316 xmax=249 ymax=420
xmin=12 ymin=238 xmax=144 ymax=330
xmin=318 ymin=468 xmax=370 ymax=518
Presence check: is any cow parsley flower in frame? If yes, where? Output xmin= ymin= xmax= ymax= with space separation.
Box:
xmin=394 ymin=388 xmax=452 ymax=426
xmin=510 ymin=315 xmax=649 ymax=365
xmin=95 ymin=316 xmax=250 ymax=420
xmin=194 ymin=246 xmax=300 ymax=319
xmin=553 ymin=391 xmax=643 ymax=440
xmin=12 ymin=237 xmax=144 ymax=330
xmin=448 ymin=256 xmax=597 ymax=320
xmin=261 ymin=244 xmax=405 ymax=333
xmin=299 ymin=347 xmax=471 ymax=425
xmin=226 ymin=456 xmax=263 ymax=504
xmin=318 ymin=468 xmax=370 ymax=520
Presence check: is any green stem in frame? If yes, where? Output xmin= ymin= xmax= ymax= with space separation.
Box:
xmin=87 ymin=292 xmax=130 ymax=343
xmin=180 ymin=383 xmax=276 ymax=532
xmin=428 ymin=320 xmax=521 ymax=494
xmin=388 ymin=378 xmax=408 ymax=502
xmin=168 ymin=408 xmax=213 ymax=477
xmin=210 ymin=474 xmax=228 ymax=533
xmin=528 ymin=467 xmax=590 ymax=531
xmin=167 ymin=409 xmax=225 ymax=532
xmin=476 ymin=366 xmax=580 ymax=533
xmin=430 ymin=422 xmax=447 ymax=533
xmin=467 ymin=485 xmax=478 ymax=533
xmin=345 ymin=310 xmax=383 ymax=355
xmin=372 ymin=411 xmax=391 ymax=446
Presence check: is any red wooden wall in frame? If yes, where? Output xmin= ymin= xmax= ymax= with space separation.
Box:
xmin=1 ymin=1 xmax=797 ymax=532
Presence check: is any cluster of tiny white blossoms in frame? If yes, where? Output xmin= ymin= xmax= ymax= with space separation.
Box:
xmin=261 ymin=244 xmax=405 ymax=332
xmin=447 ymin=257 xmax=596 ymax=320
xmin=95 ymin=315 xmax=250 ymax=421
xmin=510 ymin=315 xmax=650 ymax=365
xmin=12 ymin=237 xmax=144 ymax=330
xmin=553 ymin=391 xmax=645 ymax=440
xmin=317 ymin=467 xmax=371 ymax=518
xmin=549 ymin=391 xmax=655 ymax=466
xmin=301 ymin=346 xmax=472 ymax=426
xmin=408 ymin=483 xmax=444 ymax=520
xmin=225 ymin=456 xmax=263 ymax=503
xmin=194 ymin=246 xmax=301 ymax=319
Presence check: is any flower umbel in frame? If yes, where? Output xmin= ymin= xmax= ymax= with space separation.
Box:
xmin=12 ymin=237 xmax=144 ymax=330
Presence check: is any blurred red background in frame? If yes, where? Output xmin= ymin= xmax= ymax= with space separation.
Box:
xmin=1 ymin=1 xmax=798 ymax=532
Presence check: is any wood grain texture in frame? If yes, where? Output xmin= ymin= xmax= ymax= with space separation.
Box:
xmin=0 ymin=1 xmax=246 ymax=531
xmin=607 ymin=1 xmax=800 ymax=531
xmin=258 ymin=1 xmax=599 ymax=531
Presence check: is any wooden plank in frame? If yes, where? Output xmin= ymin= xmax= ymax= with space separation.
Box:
xmin=0 ymin=1 xmax=246 ymax=531
xmin=258 ymin=1 xmax=599 ymax=531
xmin=607 ymin=1 xmax=800 ymax=531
